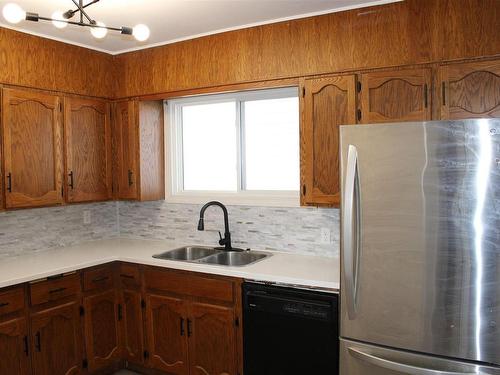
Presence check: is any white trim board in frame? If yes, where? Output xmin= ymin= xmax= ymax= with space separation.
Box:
xmin=1 ymin=0 xmax=402 ymax=56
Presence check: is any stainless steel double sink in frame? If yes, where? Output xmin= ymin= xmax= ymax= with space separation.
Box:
xmin=153 ymin=246 xmax=271 ymax=267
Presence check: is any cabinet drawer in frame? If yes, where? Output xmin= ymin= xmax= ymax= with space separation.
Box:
xmin=0 ymin=287 xmax=25 ymax=316
xmin=30 ymin=274 xmax=81 ymax=306
xmin=83 ymin=266 xmax=114 ymax=292
xmin=118 ymin=263 xmax=141 ymax=289
xmin=144 ymin=268 xmax=234 ymax=303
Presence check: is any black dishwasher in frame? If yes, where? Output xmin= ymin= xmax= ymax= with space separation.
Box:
xmin=243 ymin=282 xmax=339 ymax=375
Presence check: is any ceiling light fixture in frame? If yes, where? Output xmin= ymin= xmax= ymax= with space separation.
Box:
xmin=1 ymin=0 xmax=150 ymax=41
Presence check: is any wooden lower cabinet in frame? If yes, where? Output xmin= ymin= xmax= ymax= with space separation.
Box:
xmin=119 ymin=289 xmax=144 ymax=365
xmin=0 ymin=317 xmax=30 ymax=375
xmin=83 ymin=290 xmax=121 ymax=372
xmin=30 ymin=301 xmax=83 ymax=375
xmin=188 ymin=302 xmax=237 ymax=375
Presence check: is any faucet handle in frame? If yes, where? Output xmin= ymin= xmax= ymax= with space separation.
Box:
xmin=218 ymin=231 xmax=223 ymax=244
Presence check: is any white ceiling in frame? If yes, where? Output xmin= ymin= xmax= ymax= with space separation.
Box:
xmin=0 ymin=0 xmax=401 ymax=55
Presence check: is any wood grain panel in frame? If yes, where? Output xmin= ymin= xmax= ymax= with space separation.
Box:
xmin=302 ymin=75 xmax=357 ymax=206
xmin=120 ymin=289 xmax=144 ymax=365
xmin=113 ymin=0 xmax=500 ymax=98
xmin=84 ymin=290 xmax=121 ymax=372
xmin=64 ymin=96 xmax=112 ymax=202
xmin=360 ymin=68 xmax=432 ymax=123
xmin=138 ymin=101 xmax=165 ymax=201
xmin=29 ymin=274 xmax=81 ymax=306
xmin=2 ymin=88 xmax=64 ymax=208
xmin=83 ymin=265 xmax=114 ymax=292
xmin=0 ymin=27 xmax=115 ymax=98
xmin=439 ymin=59 xmax=500 ymax=119
xmin=0 ymin=317 xmax=30 ymax=375
xmin=114 ymin=101 xmax=139 ymax=200
xmin=188 ymin=302 xmax=237 ymax=375
xmin=146 ymin=294 xmax=189 ymax=375
xmin=30 ymin=301 xmax=83 ymax=375
xmin=0 ymin=287 xmax=25 ymax=317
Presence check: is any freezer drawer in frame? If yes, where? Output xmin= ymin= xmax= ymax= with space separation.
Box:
xmin=340 ymin=338 xmax=500 ymax=375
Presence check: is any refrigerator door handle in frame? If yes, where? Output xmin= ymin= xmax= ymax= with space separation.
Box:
xmin=348 ymin=347 xmax=476 ymax=375
xmin=343 ymin=144 xmax=360 ymax=320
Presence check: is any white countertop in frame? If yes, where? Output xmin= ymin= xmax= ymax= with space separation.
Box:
xmin=0 ymin=238 xmax=340 ymax=291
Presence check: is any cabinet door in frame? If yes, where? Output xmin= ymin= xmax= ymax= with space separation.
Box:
xmin=0 ymin=317 xmax=30 ymax=375
xmin=114 ymin=101 xmax=139 ymax=200
xmin=302 ymin=75 xmax=357 ymax=206
xmin=31 ymin=301 xmax=83 ymax=375
xmin=64 ymin=97 xmax=112 ymax=202
xmin=1 ymin=88 xmax=64 ymax=208
xmin=188 ymin=302 xmax=237 ymax=375
xmin=146 ymin=294 xmax=189 ymax=375
xmin=440 ymin=59 xmax=500 ymax=119
xmin=119 ymin=289 xmax=144 ymax=365
xmin=360 ymin=68 xmax=432 ymax=123
xmin=83 ymin=290 xmax=121 ymax=372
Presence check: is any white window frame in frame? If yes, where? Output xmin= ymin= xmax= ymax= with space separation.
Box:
xmin=165 ymin=87 xmax=300 ymax=207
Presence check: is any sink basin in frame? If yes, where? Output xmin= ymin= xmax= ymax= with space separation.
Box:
xmin=153 ymin=246 xmax=221 ymax=261
xmin=197 ymin=251 xmax=270 ymax=267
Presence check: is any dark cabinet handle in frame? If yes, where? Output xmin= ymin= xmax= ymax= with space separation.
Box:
xmin=0 ymin=302 xmax=9 ymax=308
xmin=118 ymin=304 xmax=123 ymax=321
xmin=23 ymin=336 xmax=29 ymax=356
xmin=424 ymin=84 xmax=428 ymax=108
xmin=7 ymin=173 xmax=12 ymax=193
xmin=302 ymin=184 xmax=306 ymax=196
xmin=68 ymin=171 xmax=74 ymax=189
xmin=180 ymin=318 xmax=185 ymax=336
xmin=128 ymin=170 xmax=133 ymax=186
xmin=35 ymin=332 xmax=41 ymax=352
xmin=49 ymin=287 xmax=67 ymax=294
xmin=120 ymin=274 xmax=135 ymax=279
xmin=187 ymin=319 xmax=192 ymax=337
xmin=442 ymin=82 xmax=446 ymax=106
xmin=91 ymin=276 xmax=109 ymax=283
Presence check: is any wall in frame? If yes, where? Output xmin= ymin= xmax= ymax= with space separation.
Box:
xmin=0 ymin=27 xmax=115 ymax=98
xmin=118 ymin=201 xmax=339 ymax=258
xmin=114 ymin=0 xmax=500 ymax=98
xmin=0 ymin=202 xmax=119 ymax=259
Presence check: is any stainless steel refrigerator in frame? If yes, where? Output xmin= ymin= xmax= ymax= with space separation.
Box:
xmin=339 ymin=119 xmax=500 ymax=374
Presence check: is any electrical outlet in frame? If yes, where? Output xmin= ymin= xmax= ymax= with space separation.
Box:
xmin=320 ymin=227 xmax=331 ymax=244
xmin=83 ymin=210 xmax=91 ymax=225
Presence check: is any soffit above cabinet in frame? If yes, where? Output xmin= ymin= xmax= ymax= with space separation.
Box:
xmin=0 ymin=0 xmax=401 ymax=55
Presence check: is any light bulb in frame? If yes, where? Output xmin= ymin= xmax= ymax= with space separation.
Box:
xmin=2 ymin=3 xmax=25 ymax=24
xmin=90 ymin=21 xmax=107 ymax=39
xmin=133 ymin=24 xmax=150 ymax=42
xmin=51 ymin=11 xmax=67 ymax=29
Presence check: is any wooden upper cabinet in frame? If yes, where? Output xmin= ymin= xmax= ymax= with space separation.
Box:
xmin=0 ymin=317 xmax=30 ymax=375
xmin=302 ymin=75 xmax=357 ymax=206
xmin=83 ymin=290 xmax=121 ymax=372
xmin=113 ymin=100 xmax=165 ymax=201
xmin=30 ymin=301 xmax=83 ymax=375
xmin=188 ymin=302 xmax=237 ymax=375
xmin=64 ymin=97 xmax=112 ymax=202
xmin=359 ymin=68 xmax=432 ymax=123
xmin=146 ymin=294 xmax=189 ymax=375
xmin=439 ymin=59 xmax=500 ymax=119
xmin=1 ymin=88 xmax=64 ymax=208
xmin=114 ymin=101 xmax=139 ymax=200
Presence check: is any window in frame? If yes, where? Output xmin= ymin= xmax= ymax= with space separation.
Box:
xmin=166 ymin=87 xmax=300 ymax=206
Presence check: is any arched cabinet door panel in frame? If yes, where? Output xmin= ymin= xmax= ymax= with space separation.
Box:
xmin=360 ymin=68 xmax=432 ymax=123
xmin=1 ymin=88 xmax=64 ymax=208
xmin=0 ymin=317 xmax=30 ymax=375
xmin=64 ymin=97 xmax=112 ymax=202
xmin=439 ymin=59 xmax=500 ymax=119
xmin=301 ymin=75 xmax=357 ymax=206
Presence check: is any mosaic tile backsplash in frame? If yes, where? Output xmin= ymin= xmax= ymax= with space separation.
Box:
xmin=0 ymin=202 xmax=119 ymax=259
xmin=0 ymin=200 xmax=340 ymax=259
xmin=119 ymin=201 xmax=340 ymax=258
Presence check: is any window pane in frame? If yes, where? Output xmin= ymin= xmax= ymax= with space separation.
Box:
xmin=182 ymin=102 xmax=237 ymax=191
xmin=243 ymin=97 xmax=299 ymax=191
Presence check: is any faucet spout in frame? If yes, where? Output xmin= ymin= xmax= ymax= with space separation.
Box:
xmin=198 ymin=201 xmax=232 ymax=251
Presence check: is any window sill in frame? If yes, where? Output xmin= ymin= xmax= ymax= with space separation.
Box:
xmin=165 ymin=192 xmax=300 ymax=208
